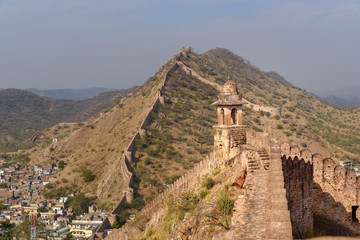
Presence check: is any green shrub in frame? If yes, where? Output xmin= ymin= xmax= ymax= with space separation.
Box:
xmin=284 ymin=131 xmax=292 ymax=137
xmin=201 ymin=175 xmax=215 ymax=190
xmin=67 ymin=192 xmax=92 ymax=216
xmin=82 ymin=170 xmax=95 ymax=182
xmin=144 ymin=157 xmax=152 ymax=165
xmin=276 ymin=124 xmax=283 ymax=129
xmin=301 ymin=142 xmax=308 ymax=147
xmin=253 ymin=126 xmax=263 ymax=132
xmin=199 ymin=188 xmax=208 ymax=199
xmin=177 ymin=191 xmax=199 ymax=219
xmin=115 ymin=210 xmax=130 ymax=227
xmin=58 ymin=160 xmax=65 ymax=170
xmin=216 ymin=191 xmax=234 ymax=215
xmin=212 ymin=169 xmax=221 ymax=176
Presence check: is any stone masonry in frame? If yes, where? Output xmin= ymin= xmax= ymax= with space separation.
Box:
xmin=105 ymin=48 xmax=360 ymax=239
xmin=107 ymin=79 xmax=292 ymax=239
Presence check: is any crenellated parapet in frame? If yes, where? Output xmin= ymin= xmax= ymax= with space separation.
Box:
xmin=137 ymin=152 xmax=237 ymax=219
xmin=281 ymin=153 xmax=313 ymax=236
xmin=280 ymin=143 xmax=360 ymax=222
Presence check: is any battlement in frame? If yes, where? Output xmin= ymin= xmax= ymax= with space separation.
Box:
xmin=281 ymin=143 xmax=360 ymax=236
xmin=280 ymin=142 xmax=360 ymax=210
xmin=103 ymin=48 xmax=359 ymax=239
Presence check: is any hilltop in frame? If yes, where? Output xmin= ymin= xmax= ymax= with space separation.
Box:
xmin=0 ymin=88 xmax=132 ymax=152
xmin=26 ymin=87 xmax=120 ymax=100
xmin=18 ymin=47 xmax=360 ymax=217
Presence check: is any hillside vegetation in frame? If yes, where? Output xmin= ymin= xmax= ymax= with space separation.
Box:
xmin=19 ymin=47 xmax=360 ymax=214
xmin=183 ymin=48 xmax=360 ymax=161
xmin=132 ymin=68 xmax=218 ymax=202
xmin=0 ymin=88 xmax=131 ymax=152
xmin=27 ymin=87 xmax=120 ymax=100
xmin=131 ymin=48 xmax=360 ymax=207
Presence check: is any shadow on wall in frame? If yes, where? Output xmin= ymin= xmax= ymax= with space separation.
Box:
xmin=313 ymin=183 xmax=360 ymax=237
xmin=282 ymin=154 xmax=360 ymax=238
xmin=282 ymin=155 xmax=314 ymax=239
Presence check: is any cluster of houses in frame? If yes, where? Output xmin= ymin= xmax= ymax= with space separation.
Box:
xmin=0 ymin=162 xmax=53 ymax=205
xmin=340 ymin=160 xmax=360 ymax=176
xmin=0 ymin=159 xmax=111 ymax=239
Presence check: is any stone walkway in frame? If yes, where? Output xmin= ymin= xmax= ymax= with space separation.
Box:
xmin=236 ymin=170 xmax=269 ymax=239
xmin=233 ymin=147 xmax=293 ymax=240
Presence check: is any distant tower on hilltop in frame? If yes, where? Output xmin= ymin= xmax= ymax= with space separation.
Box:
xmin=213 ymin=81 xmax=247 ymax=160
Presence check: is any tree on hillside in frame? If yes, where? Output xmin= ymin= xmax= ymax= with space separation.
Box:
xmin=68 ymin=193 xmax=92 ymax=215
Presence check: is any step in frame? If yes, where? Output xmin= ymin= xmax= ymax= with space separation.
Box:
xmin=267 ymin=189 xmax=287 ymax=199
xmin=270 ymin=164 xmax=282 ymax=171
xmin=269 ymin=170 xmax=283 ymax=175
xmin=267 ymin=198 xmax=289 ymax=210
xmin=268 ymin=175 xmax=284 ymax=182
xmin=267 ymin=209 xmax=291 ymax=223
xmin=266 ymin=222 xmax=292 ymax=240
xmin=268 ymin=181 xmax=284 ymax=189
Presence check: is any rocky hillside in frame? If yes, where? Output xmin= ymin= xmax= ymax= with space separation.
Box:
xmin=0 ymin=88 xmax=131 ymax=152
xmin=107 ymin=48 xmax=360 ymax=239
xmin=22 ymin=47 xmax=360 ymax=216
xmin=181 ymin=48 xmax=360 ymax=160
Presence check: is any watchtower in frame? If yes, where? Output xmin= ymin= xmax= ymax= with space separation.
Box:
xmin=213 ymin=81 xmax=247 ymax=160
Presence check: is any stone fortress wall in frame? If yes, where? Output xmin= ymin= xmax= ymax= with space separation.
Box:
xmin=281 ymin=143 xmax=360 ymax=236
xmin=281 ymin=145 xmax=314 ymax=237
xmin=106 ymin=124 xmax=294 ymax=239
xmin=137 ymin=127 xmax=279 ymax=219
xmin=102 ymin=47 xmax=360 ymax=239
xmin=109 ymin=48 xmax=182 ymax=214
xmin=176 ymin=56 xmax=281 ymax=116
xmin=104 ymin=47 xmax=288 ymax=238
xmin=93 ymin=47 xmax=188 ymax=238
xmin=138 ymin=153 xmax=220 ymax=218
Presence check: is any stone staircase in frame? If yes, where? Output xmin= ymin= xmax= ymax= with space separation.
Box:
xmin=247 ymin=157 xmax=260 ymax=171
xmin=257 ymin=149 xmax=270 ymax=170
xmin=230 ymin=128 xmax=247 ymax=146
xmin=242 ymin=145 xmax=270 ymax=171
xmin=265 ymin=146 xmax=292 ymax=239
xmin=234 ymin=146 xmax=292 ymax=239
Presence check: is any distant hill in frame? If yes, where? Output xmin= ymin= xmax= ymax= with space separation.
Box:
xmin=26 ymin=87 xmax=120 ymax=100
xmin=320 ymin=95 xmax=360 ymax=107
xmin=0 ymin=88 xmax=132 ymax=152
xmin=315 ymin=84 xmax=360 ymax=107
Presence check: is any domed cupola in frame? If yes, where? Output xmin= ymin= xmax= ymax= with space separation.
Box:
xmin=213 ymin=81 xmax=246 ymax=126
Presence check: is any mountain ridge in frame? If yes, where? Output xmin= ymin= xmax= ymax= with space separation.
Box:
xmin=0 ymin=88 xmax=132 ymax=152
xmin=26 ymin=87 xmax=121 ymax=100
xmin=10 ymin=47 xmax=359 ymax=227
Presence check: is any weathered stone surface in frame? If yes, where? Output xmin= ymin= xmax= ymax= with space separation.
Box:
xmin=266 ymin=222 xmax=292 ymax=239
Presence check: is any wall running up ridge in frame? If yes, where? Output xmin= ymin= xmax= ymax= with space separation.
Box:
xmin=177 ymin=59 xmax=281 ymax=116
xmin=104 ymin=47 xmax=284 ymax=239
xmin=93 ymin=48 xmax=190 ymax=238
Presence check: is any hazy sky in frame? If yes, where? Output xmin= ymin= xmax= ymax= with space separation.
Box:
xmin=0 ymin=0 xmax=359 ymax=92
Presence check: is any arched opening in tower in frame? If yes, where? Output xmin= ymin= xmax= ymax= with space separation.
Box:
xmin=220 ymin=108 xmax=225 ymax=125
xmin=231 ymin=108 xmax=237 ymax=125
xmin=352 ymin=206 xmax=359 ymax=222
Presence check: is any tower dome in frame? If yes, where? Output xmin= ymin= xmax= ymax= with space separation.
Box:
xmin=213 ymin=81 xmax=246 ymax=126
xmin=221 ymin=81 xmax=238 ymax=96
